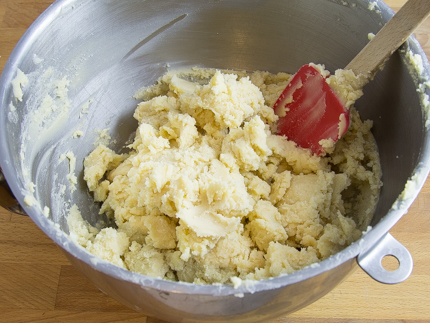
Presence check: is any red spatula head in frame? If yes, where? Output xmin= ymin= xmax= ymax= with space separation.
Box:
xmin=273 ymin=64 xmax=349 ymax=155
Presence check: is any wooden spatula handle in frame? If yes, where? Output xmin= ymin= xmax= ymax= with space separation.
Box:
xmin=345 ymin=0 xmax=430 ymax=78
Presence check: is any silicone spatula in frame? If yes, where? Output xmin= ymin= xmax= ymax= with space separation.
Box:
xmin=273 ymin=0 xmax=430 ymax=155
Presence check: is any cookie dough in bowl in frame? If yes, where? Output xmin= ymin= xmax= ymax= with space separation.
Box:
xmin=69 ymin=68 xmax=382 ymax=285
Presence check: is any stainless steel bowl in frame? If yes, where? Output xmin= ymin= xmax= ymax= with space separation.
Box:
xmin=1 ymin=0 xmax=430 ymax=322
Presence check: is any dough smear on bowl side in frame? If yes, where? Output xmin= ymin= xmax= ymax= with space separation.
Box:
xmin=68 ymin=67 xmax=382 ymax=285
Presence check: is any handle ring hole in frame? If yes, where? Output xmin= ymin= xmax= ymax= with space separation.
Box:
xmin=381 ymin=254 xmax=400 ymax=272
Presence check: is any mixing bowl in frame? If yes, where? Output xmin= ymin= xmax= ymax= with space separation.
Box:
xmin=1 ymin=0 xmax=430 ymax=322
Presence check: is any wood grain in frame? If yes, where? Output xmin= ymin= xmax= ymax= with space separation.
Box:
xmin=0 ymin=1 xmax=429 ymax=322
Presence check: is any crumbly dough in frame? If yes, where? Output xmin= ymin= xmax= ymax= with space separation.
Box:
xmin=11 ymin=68 xmax=29 ymax=102
xmin=69 ymin=67 xmax=382 ymax=285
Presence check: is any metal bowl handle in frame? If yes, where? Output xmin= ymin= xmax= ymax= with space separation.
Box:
xmin=357 ymin=232 xmax=413 ymax=284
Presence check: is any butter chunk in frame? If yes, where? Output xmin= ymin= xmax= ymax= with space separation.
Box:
xmin=124 ymin=242 xmax=170 ymax=278
xmin=277 ymin=201 xmax=323 ymax=248
xmin=67 ymin=204 xmax=98 ymax=248
xmin=177 ymin=205 xmax=241 ymax=239
xmin=11 ymin=68 xmax=29 ymax=101
xmin=265 ymin=242 xmax=319 ymax=277
xmin=221 ymin=116 xmax=271 ymax=172
xmin=326 ymin=69 xmax=367 ymax=109
xmin=247 ymin=200 xmax=287 ymax=251
xmin=176 ymin=224 xmax=218 ymax=259
xmin=117 ymin=215 xmax=148 ymax=245
xmin=143 ymin=215 xmax=177 ymax=249
xmin=317 ymin=213 xmax=361 ymax=258
xmin=133 ymin=95 xmax=179 ymax=126
xmin=160 ymin=112 xmax=199 ymax=148
xmin=204 ymin=231 xmax=265 ymax=276
xmin=180 ymin=71 xmax=267 ymax=130
xmin=245 ymin=173 xmax=271 ymax=201
xmin=86 ymin=227 xmax=129 ymax=268
xmin=269 ymin=170 xmax=292 ymax=204
xmin=267 ymin=135 xmax=328 ymax=174
xmin=132 ymin=123 xmax=170 ymax=153
xmin=84 ymin=145 xmax=125 ymax=192
xmin=199 ymin=159 xmax=253 ymax=217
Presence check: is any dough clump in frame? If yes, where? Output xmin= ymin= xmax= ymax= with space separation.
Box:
xmin=70 ymin=68 xmax=382 ymax=285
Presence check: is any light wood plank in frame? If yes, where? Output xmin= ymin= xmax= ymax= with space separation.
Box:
xmin=55 ymin=265 xmax=137 ymax=313
xmin=0 ymin=2 xmax=52 ymax=29
xmin=0 ymin=263 xmax=61 ymax=310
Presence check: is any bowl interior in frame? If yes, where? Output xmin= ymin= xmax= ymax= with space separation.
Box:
xmin=1 ymin=0 xmax=429 ymax=291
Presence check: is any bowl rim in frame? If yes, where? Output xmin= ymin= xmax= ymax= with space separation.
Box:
xmin=1 ymin=0 xmax=430 ymax=296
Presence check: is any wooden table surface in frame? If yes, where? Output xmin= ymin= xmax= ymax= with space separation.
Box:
xmin=1 ymin=0 xmax=429 ymax=322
